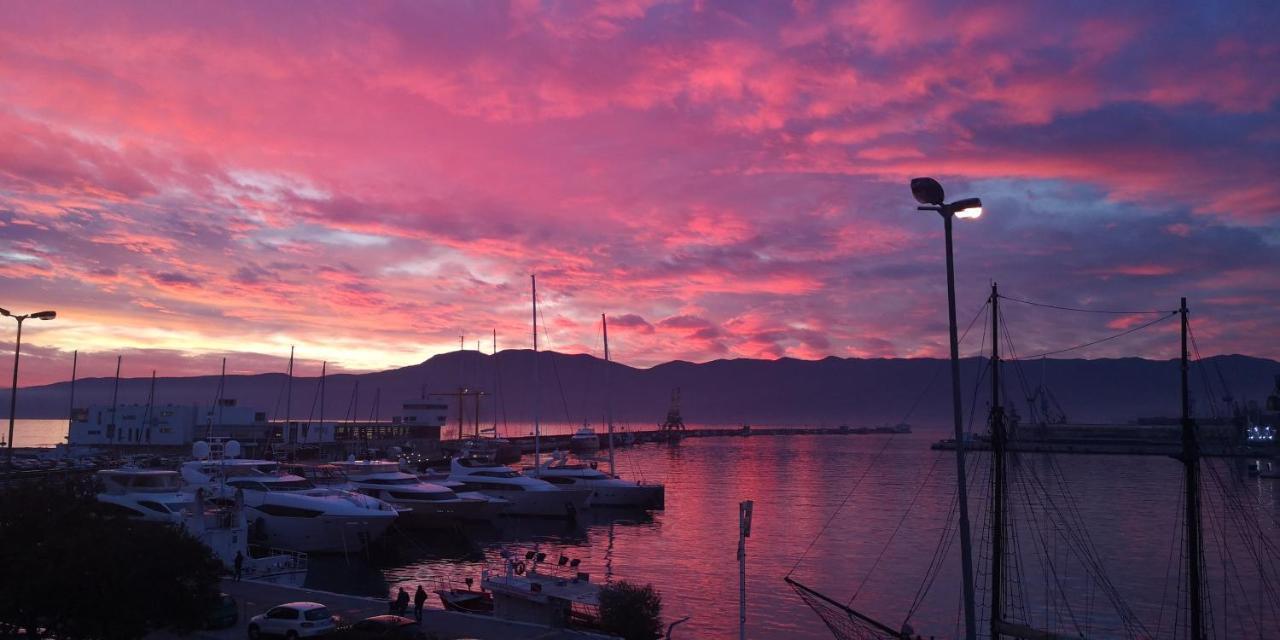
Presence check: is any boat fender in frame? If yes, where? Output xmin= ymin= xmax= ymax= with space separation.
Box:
xmin=515 ymin=561 xmax=527 ymax=575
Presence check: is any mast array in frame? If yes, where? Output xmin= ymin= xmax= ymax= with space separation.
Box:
xmin=989 ymin=283 xmax=1008 ymax=639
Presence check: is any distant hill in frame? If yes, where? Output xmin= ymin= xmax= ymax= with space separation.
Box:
xmin=5 ymin=351 xmax=1279 ymax=429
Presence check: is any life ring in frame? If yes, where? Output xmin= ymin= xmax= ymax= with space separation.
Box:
xmin=515 ymin=561 xmax=527 ymax=575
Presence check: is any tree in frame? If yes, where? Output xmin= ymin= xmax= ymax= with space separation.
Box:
xmin=0 ymin=478 xmax=224 ymax=639
xmin=598 ymin=580 xmax=663 ymax=640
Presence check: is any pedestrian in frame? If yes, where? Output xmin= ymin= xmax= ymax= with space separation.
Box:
xmin=413 ymin=585 xmax=427 ymax=622
xmin=395 ymin=587 xmax=410 ymax=616
xmin=233 ymin=550 xmax=244 ymax=581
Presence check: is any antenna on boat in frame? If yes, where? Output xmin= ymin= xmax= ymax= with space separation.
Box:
xmin=215 ymin=357 xmax=227 ymax=435
xmin=319 ymin=360 xmax=327 ymax=446
xmin=603 ymin=313 xmax=616 ymax=478
xmin=532 ymin=274 xmax=541 ymax=470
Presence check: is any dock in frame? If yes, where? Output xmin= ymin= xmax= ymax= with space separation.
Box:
xmin=147 ymin=578 xmax=618 ymax=640
xmin=452 ymin=424 xmax=910 ymax=454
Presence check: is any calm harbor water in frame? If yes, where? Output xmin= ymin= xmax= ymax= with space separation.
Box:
xmin=13 ymin=418 xmax=1279 ymax=637
xmin=308 ymin=432 xmax=1279 ymax=639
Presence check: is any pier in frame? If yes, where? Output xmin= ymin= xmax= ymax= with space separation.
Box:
xmin=445 ymin=424 xmax=911 ymax=454
xmin=146 ymin=579 xmax=617 ymax=640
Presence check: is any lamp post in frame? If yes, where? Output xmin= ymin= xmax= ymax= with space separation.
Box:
xmin=2 ymin=308 xmax=57 ymax=466
xmin=909 ymin=177 xmax=982 ymax=640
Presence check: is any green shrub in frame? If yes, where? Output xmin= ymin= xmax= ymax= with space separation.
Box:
xmin=598 ymin=580 xmax=663 ymax=640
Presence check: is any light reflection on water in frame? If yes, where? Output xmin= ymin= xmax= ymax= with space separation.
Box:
xmin=308 ymin=433 xmax=1280 ymax=639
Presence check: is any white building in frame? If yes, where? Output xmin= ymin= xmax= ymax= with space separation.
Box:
xmin=69 ymin=400 xmax=266 ymax=447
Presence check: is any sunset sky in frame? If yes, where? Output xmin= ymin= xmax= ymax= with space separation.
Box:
xmin=2 ymin=0 xmax=1278 ymax=385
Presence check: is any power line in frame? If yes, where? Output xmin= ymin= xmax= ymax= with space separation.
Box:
xmin=1016 ymin=311 xmax=1178 ymax=359
xmin=998 ymin=294 xmax=1174 ymax=315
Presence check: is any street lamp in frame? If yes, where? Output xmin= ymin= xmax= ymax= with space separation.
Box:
xmin=909 ymin=177 xmax=982 ymax=640
xmin=2 ymin=308 xmax=57 ymax=466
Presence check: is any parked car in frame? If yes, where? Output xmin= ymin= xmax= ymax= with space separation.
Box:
xmin=248 ymin=602 xmax=337 ymax=638
xmin=205 ymin=592 xmax=238 ymax=629
xmin=333 ymin=615 xmax=428 ymax=639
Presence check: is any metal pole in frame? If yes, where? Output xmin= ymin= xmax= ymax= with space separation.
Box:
xmin=738 ymin=500 xmax=753 ymax=640
xmin=110 ymin=355 xmax=121 ymax=452
xmin=942 ymin=213 xmax=978 ymax=640
xmin=6 ymin=317 xmax=23 ymax=465
xmin=1181 ymin=297 xmax=1204 ymax=640
xmin=68 ymin=349 xmax=78 ymax=422
xmin=603 ymin=314 xmax=616 ymax=477
xmin=319 ymin=361 xmax=326 ymax=443
xmin=989 ymin=283 xmax=1006 ymax=640
xmin=532 ymin=274 xmax=541 ymax=469
xmin=285 ymin=346 xmax=294 ymax=454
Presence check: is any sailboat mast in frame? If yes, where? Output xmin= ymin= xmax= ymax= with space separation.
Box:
xmin=319 ymin=361 xmax=326 ymax=440
xmin=1181 ymin=297 xmax=1205 ymax=640
xmin=216 ymin=357 xmax=226 ymax=430
xmin=285 ymin=346 xmax=294 ymax=455
xmin=603 ymin=313 xmax=616 ymax=477
xmin=532 ymin=274 xmax=541 ymax=469
xmin=67 ymin=350 xmax=78 ymax=424
xmin=493 ymin=328 xmax=499 ymax=434
xmin=110 ymin=355 xmax=121 ymax=447
xmin=989 ymin=283 xmax=1007 ymax=639
xmin=144 ymin=370 xmax=157 ymax=444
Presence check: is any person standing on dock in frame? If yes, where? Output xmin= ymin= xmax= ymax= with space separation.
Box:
xmin=395 ymin=587 xmax=410 ymax=616
xmin=413 ymin=585 xmax=427 ymax=622
xmin=233 ymin=550 xmax=243 ymax=581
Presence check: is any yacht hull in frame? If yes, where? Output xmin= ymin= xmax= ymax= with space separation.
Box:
xmin=248 ymin=510 xmax=396 ymax=553
xmin=585 ymin=482 xmax=664 ymax=509
xmin=478 ymin=488 xmax=591 ymax=518
xmin=392 ymin=498 xmax=504 ymax=528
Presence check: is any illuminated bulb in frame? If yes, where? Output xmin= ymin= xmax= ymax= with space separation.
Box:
xmin=955 ymin=206 xmax=983 ymax=220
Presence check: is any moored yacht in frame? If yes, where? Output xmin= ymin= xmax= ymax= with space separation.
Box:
xmin=568 ymin=425 xmax=600 ymax=454
xmin=180 ymin=452 xmax=398 ymax=554
xmin=95 ymin=468 xmax=193 ymax=523
xmin=327 ymin=460 xmax=506 ymax=526
xmin=447 ymin=457 xmax=591 ymax=518
xmin=528 ymin=451 xmax=664 ymax=509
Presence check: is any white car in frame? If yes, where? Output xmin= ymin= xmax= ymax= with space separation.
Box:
xmin=248 ymin=602 xmax=336 ymax=638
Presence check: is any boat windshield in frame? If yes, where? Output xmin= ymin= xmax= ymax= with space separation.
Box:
xmin=263 ymin=479 xmax=316 ymax=491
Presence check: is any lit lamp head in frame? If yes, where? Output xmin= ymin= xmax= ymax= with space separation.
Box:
xmin=909 ymin=177 xmax=982 ymax=219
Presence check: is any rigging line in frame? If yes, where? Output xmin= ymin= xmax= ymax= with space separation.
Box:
xmin=536 ymin=299 xmax=574 ymax=426
xmin=1015 ymin=310 xmax=1178 ymax=359
xmin=784 ymin=430 xmax=901 ymax=578
xmin=850 ymin=445 xmax=948 ymax=600
xmin=898 ymin=299 xmax=991 ymax=427
xmin=997 ymin=293 xmax=1174 ymax=315
xmin=789 ymin=296 xmax=991 ymax=579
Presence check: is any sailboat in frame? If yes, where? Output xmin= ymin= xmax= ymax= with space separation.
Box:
xmin=785 ymin=287 xmax=1247 ymax=639
xmin=528 ymin=313 xmax=664 ymax=509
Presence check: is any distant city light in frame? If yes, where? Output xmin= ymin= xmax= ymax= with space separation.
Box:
xmin=1247 ymin=424 xmax=1276 ymax=442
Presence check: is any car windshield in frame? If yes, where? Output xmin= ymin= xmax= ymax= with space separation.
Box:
xmin=265 ymin=479 xmax=315 ymax=491
xmin=303 ymin=607 xmax=331 ymax=621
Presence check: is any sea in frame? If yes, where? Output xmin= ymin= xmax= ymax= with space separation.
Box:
xmin=11 ymin=419 xmax=1280 ymax=638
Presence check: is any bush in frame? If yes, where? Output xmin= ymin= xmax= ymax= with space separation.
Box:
xmin=598 ymin=580 xmax=663 ymax=640
xmin=0 ymin=479 xmax=224 ymax=639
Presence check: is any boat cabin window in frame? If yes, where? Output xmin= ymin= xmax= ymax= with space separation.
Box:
xmin=472 ymin=470 xmax=519 ymax=479
xmin=389 ymin=490 xmax=454 ymax=501
xmin=98 ymin=502 xmax=148 ymax=518
xmin=126 ymin=474 xmax=180 ymax=490
xmin=360 ymin=477 xmax=418 ymax=486
xmin=137 ymin=500 xmax=171 ymax=513
xmin=264 ymin=479 xmax=315 ymax=491
xmin=255 ymin=504 xmax=323 ymax=518
xmin=541 ymin=477 xmax=578 ymax=485
xmin=227 ymin=480 xmax=269 ymax=492
xmin=459 ymin=482 xmax=523 ymax=492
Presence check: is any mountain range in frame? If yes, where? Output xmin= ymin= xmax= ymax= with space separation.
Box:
xmin=6 ymin=351 xmax=1279 ymax=430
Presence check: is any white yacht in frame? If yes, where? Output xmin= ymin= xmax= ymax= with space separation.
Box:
xmin=447 ymin=457 xmax=592 ymax=518
xmin=295 ymin=460 xmax=507 ymax=527
xmin=568 ymin=425 xmax=600 ymax=454
xmin=95 ymin=468 xmax=194 ymax=522
xmin=528 ymin=451 xmax=664 ymax=509
xmin=185 ymin=488 xmax=308 ymax=587
xmin=180 ymin=456 xmax=398 ymax=554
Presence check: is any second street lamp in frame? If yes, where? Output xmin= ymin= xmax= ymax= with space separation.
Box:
xmin=2 ymin=307 xmax=57 ymax=466
xmin=909 ymin=177 xmax=982 ymax=640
